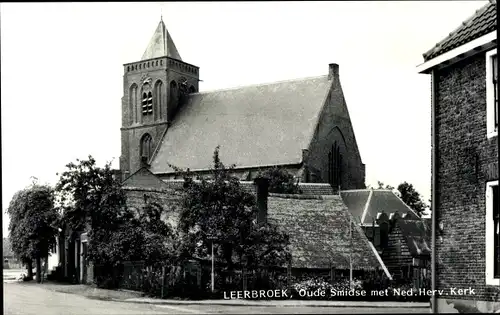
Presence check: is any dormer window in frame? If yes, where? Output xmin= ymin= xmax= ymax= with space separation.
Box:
xmin=142 ymin=91 xmax=153 ymax=115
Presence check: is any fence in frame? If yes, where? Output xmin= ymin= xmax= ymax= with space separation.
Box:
xmin=94 ymin=260 xmax=429 ymax=301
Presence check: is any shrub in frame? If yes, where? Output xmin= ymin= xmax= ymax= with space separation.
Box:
xmin=258 ymin=167 xmax=301 ymax=194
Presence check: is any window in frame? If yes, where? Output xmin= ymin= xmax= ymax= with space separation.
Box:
xmin=129 ymin=84 xmax=137 ymax=123
xmin=328 ymin=142 xmax=342 ymax=190
xmin=486 ymin=180 xmax=500 ymax=285
xmin=170 ymin=80 xmax=178 ymax=107
xmin=141 ymin=92 xmax=153 ymax=115
xmin=140 ymin=133 xmax=153 ymax=162
xmin=486 ymin=49 xmax=498 ymax=138
xmin=155 ymin=80 xmax=163 ymax=117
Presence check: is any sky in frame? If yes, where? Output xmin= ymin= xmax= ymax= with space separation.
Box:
xmin=1 ymin=1 xmax=488 ymax=236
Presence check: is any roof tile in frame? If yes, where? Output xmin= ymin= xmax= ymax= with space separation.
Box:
xmin=268 ymin=195 xmax=385 ymax=270
xmin=150 ymin=76 xmax=331 ymax=174
xmin=423 ymin=0 xmax=497 ymax=61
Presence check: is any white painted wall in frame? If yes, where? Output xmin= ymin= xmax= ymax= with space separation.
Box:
xmin=47 ymin=237 xmax=60 ymax=273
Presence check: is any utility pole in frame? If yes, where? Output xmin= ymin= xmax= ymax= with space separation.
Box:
xmin=349 ymin=215 xmax=353 ymax=289
xmin=211 ymin=241 xmax=214 ymax=292
xmin=208 ymin=235 xmax=216 ymax=293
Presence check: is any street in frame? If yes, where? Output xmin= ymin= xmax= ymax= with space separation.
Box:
xmin=3 ymin=282 xmax=430 ymax=314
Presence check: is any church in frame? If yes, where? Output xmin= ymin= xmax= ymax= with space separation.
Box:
xmin=54 ymin=20 xmax=399 ymax=285
xmin=120 ymin=19 xmax=366 ymax=191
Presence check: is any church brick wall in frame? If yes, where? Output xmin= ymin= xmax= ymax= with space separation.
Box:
xmin=306 ymin=67 xmax=366 ymax=189
xmin=120 ymin=56 xmax=200 ymax=178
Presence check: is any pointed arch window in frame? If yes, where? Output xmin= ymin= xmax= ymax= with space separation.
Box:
xmin=169 ymin=80 xmax=179 ymax=108
xmin=140 ymin=133 xmax=153 ymax=161
xmin=328 ymin=142 xmax=342 ymax=190
xmin=129 ymin=84 xmax=138 ymax=123
xmin=155 ymin=80 xmax=163 ymax=117
xmin=142 ymin=92 xmax=153 ymax=115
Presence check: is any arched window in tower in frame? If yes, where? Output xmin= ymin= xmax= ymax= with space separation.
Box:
xmin=189 ymin=85 xmax=196 ymax=94
xmin=147 ymin=92 xmax=153 ymax=114
xmin=141 ymin=92 xmax=153 ymax=115
xmin=142 ymin=92 xmax=148 ymax=115
xmin=129 ymin=84 xmax=138 ymax=123
xmin=154 ymin=80 xmax=163 ymax=118
xmin=140 ymin=133 xmax=153 ymax=162
xmin=170 ymin=80 xmax=178 ymax=107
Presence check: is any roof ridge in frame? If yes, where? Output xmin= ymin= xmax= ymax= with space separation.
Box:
xmin=194 ymin=75 xmax=328 ymax=95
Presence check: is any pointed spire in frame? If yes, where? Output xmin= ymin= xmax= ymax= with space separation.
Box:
xmin=141 ymin=20 xmax=182 ymax=61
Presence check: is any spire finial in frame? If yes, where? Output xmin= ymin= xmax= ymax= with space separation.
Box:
xmin=160 ymin=8 xmax=163 ymax=21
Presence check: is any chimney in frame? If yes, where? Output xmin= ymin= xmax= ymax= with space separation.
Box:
xmin=328 ymin=63 xmax=339 ymax=80
xmin=254 ymin=176 xmax=269 ymax=224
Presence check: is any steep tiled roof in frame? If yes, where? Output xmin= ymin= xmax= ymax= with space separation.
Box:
xmin=423 ymin=0 xmax=497 ymax=61
xmin=397 ymin=219 xmax=431 ymax=257
xmin=123 ymin=167 xmax=171 ymax=191
xmin=122 ymin=172 xmax=387 ymax=272
xmin=158 ymin=180 xmax=335 ymax=195
xmin=149 ymin=76 xmax=332 ymax=174
xmin=298 ymin=183 xmax=335 ymax=195
xmin=340 ymin=189 xmax=420 ymax=224
xmin=142 ymin=20 xmax=182 ymax=61
xmin=268 ymin=195 xmax=387 ymax=271
xmin=339 ymin=190 xmax=370 ymax=222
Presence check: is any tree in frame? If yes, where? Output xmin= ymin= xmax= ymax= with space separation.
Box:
xmin=55 ymin=156 xmax=127 ymax=233
xmin=55 ymin=156 xmax=130 ymax=281
xmin=371 ymin=181 xmax=429 ymax=217
xmin=55 ymin=156 xmax=176 ymax=286
xmin=176 ymin=147 xmax=291 ymax=278
xmin=397 ymin=182 xmax=428 ymax=217
xmin=7 ymin=184 xmax=59 ymax=282
xmin=258 ymin=167 xmax=301 ymax=194
xmin=376 ymin=181 xmax=394 ymax=190
xmin=92 ymin=200 xmax=176 ymax=268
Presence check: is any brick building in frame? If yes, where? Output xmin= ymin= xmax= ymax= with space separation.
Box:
xmin=340 ymin=189 xmax=431 ymax=286
xmin=417 ymin=0 xmax=499 ymax=312
xmin=120 ymin=19 xmax=366 ymax=191
xmin=379 ymin=214 xmax=431 ymax=288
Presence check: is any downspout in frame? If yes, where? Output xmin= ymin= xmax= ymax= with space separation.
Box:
xmin=430 ymin=68 xmax=438 ymax=313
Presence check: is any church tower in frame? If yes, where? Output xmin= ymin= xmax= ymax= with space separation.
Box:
xmin=120 ymin=19 xmax=200 ymax=180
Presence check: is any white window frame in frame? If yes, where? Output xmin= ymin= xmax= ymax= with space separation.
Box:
xmin=485 ymin=180 xmax=499 ymax=286
xmin=486 ymin=49 xmax=498 ymax=139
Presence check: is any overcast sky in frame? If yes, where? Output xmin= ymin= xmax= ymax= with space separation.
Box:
xmin=1 ymin=1 xmax=487 ymax=236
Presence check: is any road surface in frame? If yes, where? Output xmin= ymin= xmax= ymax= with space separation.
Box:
xmin=4 ymin=282 xmax=429 ymax=314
